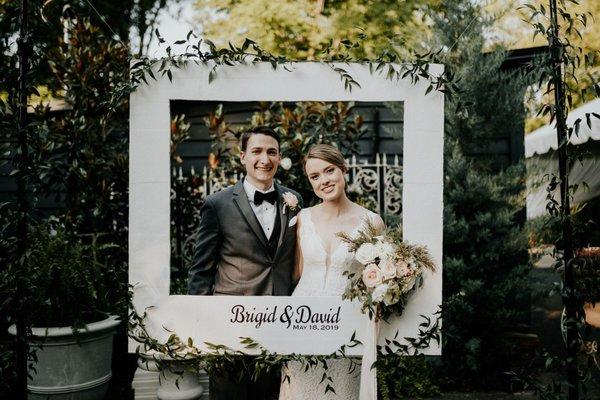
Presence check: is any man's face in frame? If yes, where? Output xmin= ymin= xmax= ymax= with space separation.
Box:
xmin=240 ymin=133 xmax=280 ymax=187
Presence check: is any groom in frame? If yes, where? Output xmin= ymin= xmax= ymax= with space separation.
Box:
xmin=188 ymin=126 xmax=302 ymax=399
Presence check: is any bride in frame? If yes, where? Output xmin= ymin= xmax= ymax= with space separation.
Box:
xmin=279 ymin=144 xmax=384 ymax=400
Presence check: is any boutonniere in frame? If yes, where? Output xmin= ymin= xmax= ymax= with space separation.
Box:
xmin=281 ymin=192 xmax=300 ymax=214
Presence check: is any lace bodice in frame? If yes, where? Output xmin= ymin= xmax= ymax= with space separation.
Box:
xmin=280 ymin=207 xmax=377 ymax=400
xmin=292 ymin=207 xmax=376 ymax=297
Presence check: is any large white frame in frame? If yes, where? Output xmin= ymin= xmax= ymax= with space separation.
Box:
xmin=129 ymin=62 xmax=444 ymax=355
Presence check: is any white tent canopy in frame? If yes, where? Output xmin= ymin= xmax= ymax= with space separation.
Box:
xmin=525 ymin=98 xmax=600 ymax=219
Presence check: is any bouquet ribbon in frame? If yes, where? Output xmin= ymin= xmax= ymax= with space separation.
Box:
xmin=359 ymin=316 xmax=380 ymax=400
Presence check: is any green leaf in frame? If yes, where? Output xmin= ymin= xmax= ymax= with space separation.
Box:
xmin=325 ymin=384 xmax=336 ymax=394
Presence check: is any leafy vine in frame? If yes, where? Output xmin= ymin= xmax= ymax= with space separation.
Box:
xmin=128 ymin=303 xmax=441 ymax=395
xmin=109 ymin=28 xmax=455 ymax=114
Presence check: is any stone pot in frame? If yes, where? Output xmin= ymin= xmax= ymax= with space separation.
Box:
xmin=9 ymin=315 xmax=120 ymax=400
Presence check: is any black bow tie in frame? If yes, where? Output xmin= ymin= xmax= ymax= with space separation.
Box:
xmin=254 ymin=190 xmax=278 ymax=205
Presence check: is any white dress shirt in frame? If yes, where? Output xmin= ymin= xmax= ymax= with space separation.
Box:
xmin=243 ymin=178 xmax=277 ymax=239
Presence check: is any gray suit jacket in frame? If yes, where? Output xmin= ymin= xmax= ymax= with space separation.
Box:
xmin=187 ymin=180 xmax=302 ymax=296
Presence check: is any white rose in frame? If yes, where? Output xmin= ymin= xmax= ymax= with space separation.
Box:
xmin=373 ymin=241 xmax=386 ymax=256
xmin=379 ymin=257 xmax=396 ymax=279
xmin=362 ymin=263 xmax=383 ymax=288
xmin=372 ymin=283 xmax=389 ymax=303
xmin=378 ymin=242 xmax=396 ymax=260
xmin=356 ymin=243 xmax=377 ymax=265
xmin=280 ymin=157 xmax=292 ymax=170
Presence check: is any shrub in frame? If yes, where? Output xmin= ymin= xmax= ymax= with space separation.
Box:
xmin=430 ymin=0 xmax=534 ymax=389
xmin=1 ymin=224 xmax=120 ymax=328
xmin=441 ymin=142 xmax=531 ymax=389
xmin=377 ymin=354 xmax=440 ymax=399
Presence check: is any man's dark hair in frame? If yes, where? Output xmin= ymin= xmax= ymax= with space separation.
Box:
xmin=240 ymin=125 xmax=281 ymax=152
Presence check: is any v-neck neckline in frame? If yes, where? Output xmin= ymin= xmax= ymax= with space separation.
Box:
xmin=306 ymin=208 xmax=368 ymax=267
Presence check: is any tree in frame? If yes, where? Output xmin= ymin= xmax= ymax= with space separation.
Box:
xmin=491 ymin=0 xmax=600 ymax=132
xmin=430 ymin=0 xmax=534 ymax=389
xmin=193 ymin=0 xmax=439 ymax=59
xmin=0 ymin=4 xmax=141 ymax=396
xmin=0 ymin=0 xmax=178 ymax=98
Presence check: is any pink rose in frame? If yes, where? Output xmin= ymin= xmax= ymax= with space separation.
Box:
xmin=396 ymin=259 xmax=412 ymax=277
xmin=362 ymin=263 xmax=383 ymax=288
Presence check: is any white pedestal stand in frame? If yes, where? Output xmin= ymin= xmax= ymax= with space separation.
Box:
xmin=132 ymin=355 xmax=209 ymax=400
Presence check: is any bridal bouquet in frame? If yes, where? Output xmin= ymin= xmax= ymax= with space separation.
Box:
xmin=338 ymin=221 xmax=435 ymax=320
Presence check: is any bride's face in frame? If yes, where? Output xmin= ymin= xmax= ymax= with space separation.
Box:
xmin=305 ymin=158 xmax=346 ymax=202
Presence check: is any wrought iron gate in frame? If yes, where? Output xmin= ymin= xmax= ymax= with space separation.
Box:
xmin=198 ymin=153 xmax=403 ymax=218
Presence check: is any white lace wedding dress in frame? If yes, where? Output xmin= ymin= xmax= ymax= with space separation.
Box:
xmin=279 ymin=207 xmax=376 ymax=400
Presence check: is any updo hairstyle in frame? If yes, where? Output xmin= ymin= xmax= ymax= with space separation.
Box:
xmin=303 ymin=144 xmax=347 ymax=174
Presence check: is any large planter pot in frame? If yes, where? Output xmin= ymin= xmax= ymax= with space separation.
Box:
xmin=9 ymin=315 xmax=120 ymax=400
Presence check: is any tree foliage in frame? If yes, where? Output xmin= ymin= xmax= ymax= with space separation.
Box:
xmin=376 ymin=354 xmax=440 ymax=399
xmin=0 ymin=0 xmax=178 ymax=95
xmin=1 ymin=15 xmax=132 ymax=399
xmin=492 ymin=0 xmax=600 ymax=132
xmin=431 ymin=0 xmax=534 ymax=389
xmin=441 ymin=142 xmax=531 ymax=389
xmin=1 ymin=16 xmax=131 ymax=318
xmin=193 ymin=0 xmax=439 ymax=59
xmin=36 ymin=20 xmax=130 ymax=234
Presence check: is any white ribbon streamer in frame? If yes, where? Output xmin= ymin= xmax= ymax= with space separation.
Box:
xmin=359 ymin=317 xmax=380 ymax=400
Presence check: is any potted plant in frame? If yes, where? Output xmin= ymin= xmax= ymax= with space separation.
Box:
xmin=6 ymin=225 xmax=122 ymax=400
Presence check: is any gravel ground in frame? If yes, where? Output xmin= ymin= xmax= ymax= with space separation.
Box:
xmin=410 ymin=392 xmax=537 ymax=400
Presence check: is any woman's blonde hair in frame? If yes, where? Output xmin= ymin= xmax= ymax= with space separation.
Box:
xmin=303 ymin=144 xmax=347 ymax=174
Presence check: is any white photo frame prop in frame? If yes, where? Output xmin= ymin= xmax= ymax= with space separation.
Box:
xmin=129 ymin=62 xmax=444 ymax=355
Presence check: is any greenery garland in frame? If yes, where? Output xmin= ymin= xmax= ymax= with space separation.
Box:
xmin=108 ymin=28 xmax=456 ymax=113
xmin=129 ymin=303 xmax=441 ymax=395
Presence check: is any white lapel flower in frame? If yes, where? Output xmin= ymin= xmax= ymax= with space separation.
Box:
xmin=282 ymin=192 xmax=299 ymax=214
